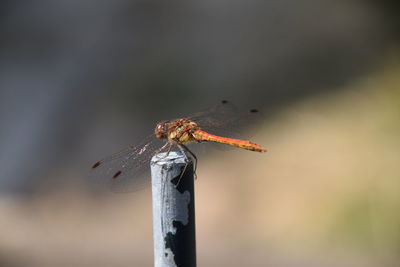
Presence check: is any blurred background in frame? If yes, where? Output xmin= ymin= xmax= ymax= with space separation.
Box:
xmin=1 ymin=0 xmax=400 ymax=266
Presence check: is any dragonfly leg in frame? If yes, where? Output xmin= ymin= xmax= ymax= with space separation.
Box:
xmin=179 ymin=144 xmax=197 ymax=174
xmin=153 ymin=142 xmax=172 ymax=160
xmin=173 ymin=144 xmax=191 ymax=187
xmin=177 ymin=144 xmax=198 ymax=180
xmin=177 ymin=144 xmax=189 ymax=171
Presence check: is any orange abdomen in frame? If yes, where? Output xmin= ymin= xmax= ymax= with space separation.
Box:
xmin=193 ymin=130 xmax=267 ymax=152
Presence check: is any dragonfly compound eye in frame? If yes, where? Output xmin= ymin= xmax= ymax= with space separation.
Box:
xmin=155 ymin=120 xmax=170 ymax=139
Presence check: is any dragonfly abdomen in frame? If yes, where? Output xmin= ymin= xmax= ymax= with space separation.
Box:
xmin=193 ymin=130 xmax=267 ymax=152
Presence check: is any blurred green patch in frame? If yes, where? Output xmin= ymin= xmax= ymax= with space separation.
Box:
xmin=323 ymin=53 xmax=400 ymax=255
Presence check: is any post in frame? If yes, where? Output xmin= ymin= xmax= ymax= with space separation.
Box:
xmin=151 ymin=151 xmax=197 ymax=267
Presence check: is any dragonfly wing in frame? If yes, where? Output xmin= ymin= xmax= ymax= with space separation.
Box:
xmin=88 ymin=134 xmax=167 ymax=193
xmin=188 ymin=100 xmax=264 ymax=140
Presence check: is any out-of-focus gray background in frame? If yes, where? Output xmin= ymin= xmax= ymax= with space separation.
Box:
xmin=1 ymin=1 xmax=400 ymax=266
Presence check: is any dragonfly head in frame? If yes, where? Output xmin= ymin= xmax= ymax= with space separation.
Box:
xmin=155 ymin=120 xmax=170 ymax=140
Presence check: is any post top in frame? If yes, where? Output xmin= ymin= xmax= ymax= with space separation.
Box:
xmin=151 ymin=151 xmax=190 ymax=165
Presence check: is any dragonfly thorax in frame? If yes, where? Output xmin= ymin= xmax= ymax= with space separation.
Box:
xmin=155 ymin=118 xmax=200 ymax=143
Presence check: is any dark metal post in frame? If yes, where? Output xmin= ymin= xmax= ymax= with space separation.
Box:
xmin=151 ymin=151 xmax=196 ymax=267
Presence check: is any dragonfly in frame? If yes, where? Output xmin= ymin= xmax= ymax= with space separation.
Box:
xmin=90 ymin=100 xmax=267 ymax=192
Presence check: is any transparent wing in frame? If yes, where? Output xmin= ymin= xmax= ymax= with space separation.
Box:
xmin=187 ymin=100 xmax=264 ymax=140
xmin=88 ymin=134 xmax=168 ymax=193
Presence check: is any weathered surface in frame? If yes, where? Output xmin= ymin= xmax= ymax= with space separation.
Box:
xmin=151 ymin=152 xmax=196 ymax=267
